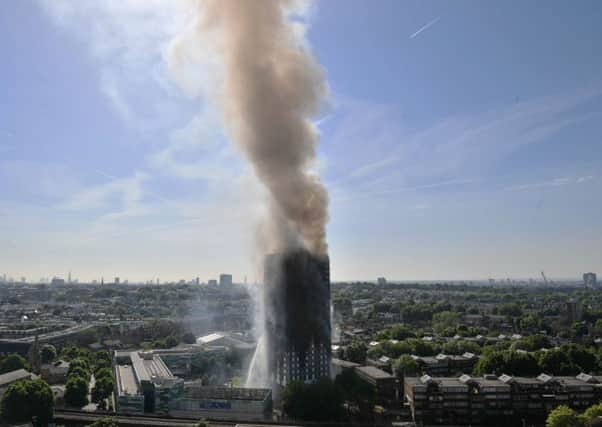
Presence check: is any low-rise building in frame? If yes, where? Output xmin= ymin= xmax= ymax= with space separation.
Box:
xmin=40 ymin=360 xmax=69 ymax=384
xmin=355 ymin=365 xmax=398 ymax=405
xmin=170 ymin=385 xmax=272 ymax=420
xmin=114 ymin=349 xmax=272 ymax=420
xmin=405 ymin=373 xmax=602 ymax=426
xmin=411 ymin=353 xmax=479 ymax=377
xmin=331 ymin=358 xmax=360 ymax=379
xmin=0 ymin=369 xmax=36 ymax=397
xmin=114 ymin=350 xmax=184 ymax=414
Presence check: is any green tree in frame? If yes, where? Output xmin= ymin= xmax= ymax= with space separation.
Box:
xmin=583 ymin=403 xmax=602 ymax=425
xmin=182 ymin=332 xmax=196 ymax=344
xmin=565 ymin=344 xmax=599 ymax=373
xmin=91 ymin=375 xmax=115 ymax=404
xmin=60 ymin=345 xmax=80 ymax=361
xmin=345 ymin=341 xmax=367 ymax=364
xmin=65 ymin=375 xmax=89 ymax=408
xmin=93 ymin=350 xmax=111 ymax=365
xmin=409 ymin=339 xmax=438 ymax=356
xmin=539 ymin=349 xmax=575 ymax=376
xmin=68 ymin=366 xmax=90 ymax=381
xmin=165 ymin=335 xmax=179 ymax=348
xmin=394 ymin=355 xmax=419 ymax=377
xmin=88 ymin=417 xmax=119 ymax=427
xmin=0 ymin=353 xmax=29 ymax=374
xmin=40 ymin=344 xmax=57 ymax=364
xmin=68 ymin=357 xmax=90 ymax=377
xmin=95 ymin=367 xmax=113 ymax=380
xmin=432 ymin=311 xmax=460 ymax=334
xmin=92 ymin=351 xmax=112 ymax=375
xmin=334 ymin=369 xmax=375 ymax=412
xmin=546 ymin=405 xmax=582 ymax=427
xmin=389 ymin=324 xmax=416 ymax=340
xmin=0 ymin=379 xmax=54 ymax=425
xmin=505 ymin=351 xmax=540 ymax=376
xmin=499 ymin=303 xmax=523 ymax=317
xmin=474 ymin=350 xmax=539 ymax=376
xmin=519 ymin=313 xmax=543 ymax=332
xmin=512 ymin=334 xmax=551 ymax=352
xmin=473 ymin=351 xmax=506 ymax=376
xmin=283 ymin=378 xmax=343 ymax=421
xmin=572 ymin=322 xmax=589 ymax=339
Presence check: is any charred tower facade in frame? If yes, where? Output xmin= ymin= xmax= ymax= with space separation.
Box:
xmin=264 ymin=249 xmax=331 ymax=387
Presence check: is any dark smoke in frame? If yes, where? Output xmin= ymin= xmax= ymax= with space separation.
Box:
xmin=177 ymin=0 xmax=329 ymax=256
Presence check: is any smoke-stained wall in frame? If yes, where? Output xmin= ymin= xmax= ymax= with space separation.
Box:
xmin=264 ymin=249 xmax=331 ymax=386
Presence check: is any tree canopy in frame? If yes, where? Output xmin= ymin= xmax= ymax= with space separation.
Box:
xmin=0 ymin=353 xmax=29 ymax=374
xmin=283 ymin=378 xmax=344 ymax=421
xmin=546 ymin=405 xmax=581 ymax=427
xmin=65 ymin=375 xmax=89 ymax=408
xmin=40 ymin=344 xmax=57 ymax=364
xmin=89 ymin=417 xmax=119 ymax=427
xmin=345 ymin=341 xmax=367 ymax=364
xmin=0 ymin=378 xmax=54 ymax=425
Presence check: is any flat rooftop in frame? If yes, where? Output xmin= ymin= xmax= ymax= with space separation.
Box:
xmin=355 ymin=365 xmax=395 ymax=380
xmin=332 ymin=358 xmax=360 ymax=368
xmin=197 ymin=333 xmax=224 ymax=345
xmin=130 ymin=351 xmax=173 ymax=383
xmin=0 ymin=369 xmax=33 ymax=387
xmin=116 ymin=365 xmax=140 ymax=396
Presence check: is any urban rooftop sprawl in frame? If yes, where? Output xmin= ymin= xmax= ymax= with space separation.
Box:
xmin=0 ymin=270 xmax=599 ymax=426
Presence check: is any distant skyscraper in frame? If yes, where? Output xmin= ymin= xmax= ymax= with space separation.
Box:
xmin=114 ymin=277 xmax=120 ymax=285
xmin=377 ymin=277 xmax=387 ymax=286
xmin=68 ymin=271 xmax=72 ymax=284
xmin=219 ymin=274 xmax=233 ymax=287
xmin=208 ymin=279 xmax=218 ymax=287
xmin=567 ymin=300 xmax=583 ymax=324
xmin=264 ymin=249 xmax=331 ymax=387
xmin=51 ymin=277 xmax=65 ymax=286
xmin=584 ymin=272 xmax=597 ymax=288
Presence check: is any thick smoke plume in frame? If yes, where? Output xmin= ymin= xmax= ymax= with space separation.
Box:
xmin=172 ymin=0 xmax=329 ymax=256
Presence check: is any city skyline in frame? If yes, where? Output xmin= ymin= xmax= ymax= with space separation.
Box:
xmin=1 ymin=1 xmax=601 ymax=281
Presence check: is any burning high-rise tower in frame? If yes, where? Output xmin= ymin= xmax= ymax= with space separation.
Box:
xmin=168 ymin=1 xmax=332 ymax=392
xmin=264 ymin=249 xmax=331 ymax=387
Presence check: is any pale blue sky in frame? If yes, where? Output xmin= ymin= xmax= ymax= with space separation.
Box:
xmin=1 ymin=0 xmax=601 ymax=282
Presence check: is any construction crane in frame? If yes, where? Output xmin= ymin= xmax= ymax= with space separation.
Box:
xmin=541 ymin=271 xmax=549 ymax=286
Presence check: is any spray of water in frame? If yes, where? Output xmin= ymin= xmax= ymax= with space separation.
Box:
xmin=245 ymin=335 xmax=268 ymax=387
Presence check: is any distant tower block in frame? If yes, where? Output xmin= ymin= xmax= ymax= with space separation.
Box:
xmin=264 ymin=249 xmax=331 ymax=388
xmin=219 ymin=274 xmax=233 ymax=287
xmin=583 ymin=272 xmax=598 ymax=288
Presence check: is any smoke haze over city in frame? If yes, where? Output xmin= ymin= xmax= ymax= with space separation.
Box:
xmin=2 ymin=2 xmax=602 ymax=427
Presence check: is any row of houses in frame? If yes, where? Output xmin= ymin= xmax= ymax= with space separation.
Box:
xmin=405 ymin=372 xmax=602 ymax=425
